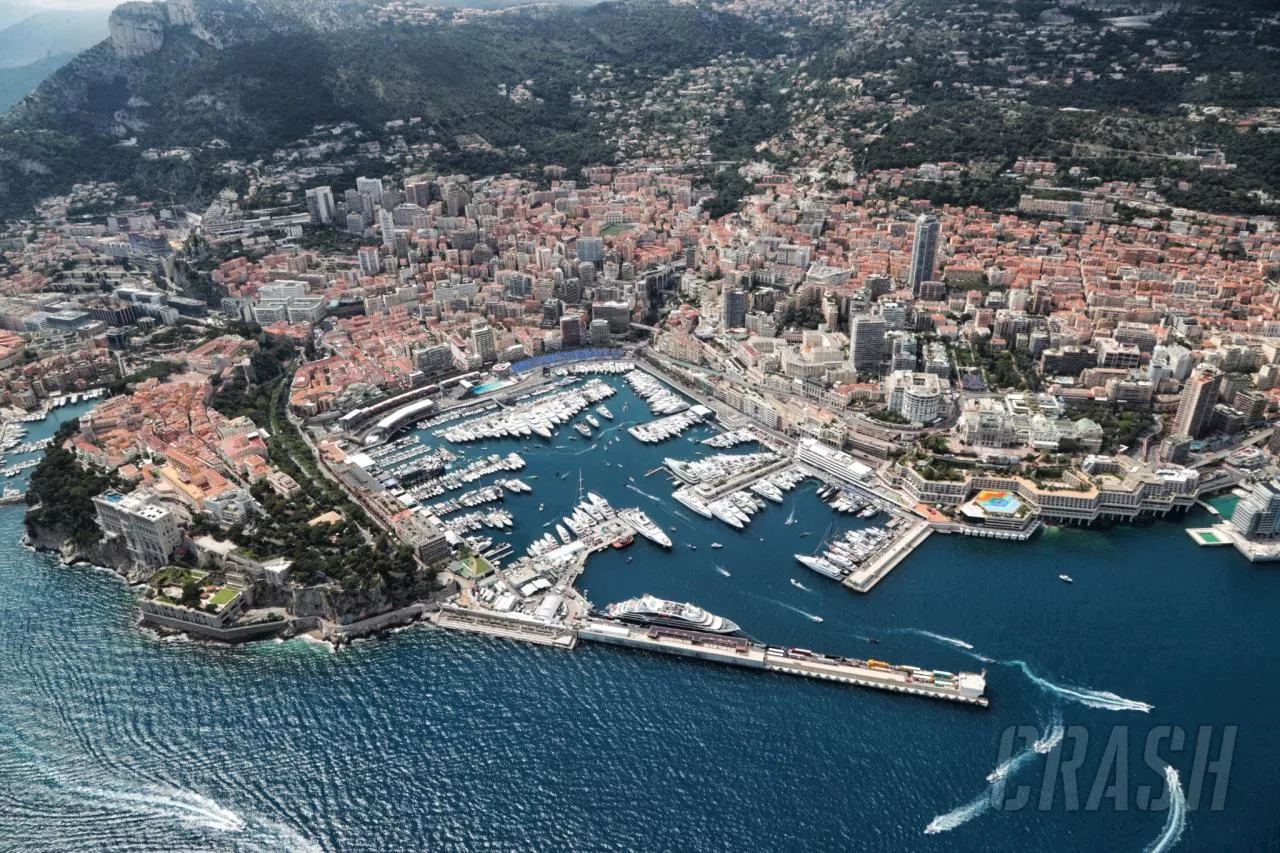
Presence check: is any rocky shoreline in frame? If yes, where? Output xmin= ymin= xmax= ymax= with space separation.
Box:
xmin=22 ymin=513 xmax=440 ymax=647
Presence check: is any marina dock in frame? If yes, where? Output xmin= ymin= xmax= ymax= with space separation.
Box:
xmin=843 ymin=519 xmax=932 ymax=593
xmin=379 ymin=360 xmax=989 ymax=709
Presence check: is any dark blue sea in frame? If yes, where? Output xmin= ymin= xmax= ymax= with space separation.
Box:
xmin=0 ymin=380 xmax=1274 ymax=852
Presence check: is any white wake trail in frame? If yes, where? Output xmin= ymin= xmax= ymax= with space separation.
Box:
xmin=75 ymin=785 xmax=247 ymax=832
xmin=1144 ymin=766 xmax=1187 ymax=853
xmin=1012 ymin=660 xmax=1154 ymax=713
xmin=908 ymin=629 xmax=974 ymax=650
xmin=928 ymin=711 xmax=1063 ymax=835
xmin=625 ymin=483 xmax=661 ymax=502
xmin=924 ymin=794 xmax=990 ymax=835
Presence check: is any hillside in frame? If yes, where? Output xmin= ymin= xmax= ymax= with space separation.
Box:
xmin=0 ymin=10 xmax=110 ymax=68
xmin=0 ymin=53 xmax=77 ymax=115
xmin=0 ymin=0 xmax=781 ymax=215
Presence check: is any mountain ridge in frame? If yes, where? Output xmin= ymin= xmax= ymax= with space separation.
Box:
xmin=0 ymin=0 xmax=780 ymax=214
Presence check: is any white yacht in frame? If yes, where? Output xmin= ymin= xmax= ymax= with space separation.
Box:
xmin=619 ymin=508 xmax=673 ymax=548
xmin=606 ymin=595 xmax=739 ymax=634
xmin=672 ymin=490 xmax=714 ymax=518
xmin=794 ymin=554 xmax=845 ymax=580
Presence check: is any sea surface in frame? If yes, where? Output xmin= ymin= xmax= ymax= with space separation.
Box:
xmin=0 ymin=379 xmax=1275 ymax=851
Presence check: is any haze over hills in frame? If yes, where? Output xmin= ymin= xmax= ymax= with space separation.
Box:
xmin=0 ymin=9 xmax=110 ymax=68
xmin=0 ymin=52 xmax=79 ymax=114
xmin=0 ymin=0 xmax=1278 ymax=218
xmin=0 ymin=7 xmax=111 ymax=118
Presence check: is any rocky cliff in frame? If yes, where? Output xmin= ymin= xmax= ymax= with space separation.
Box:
xmin=23 ymin=516 xmax=144 ymax=583
xmin=108 ymin=0 xmax=229 ymax=58
xmin=108 ymin=2 xmax=169 ymax=57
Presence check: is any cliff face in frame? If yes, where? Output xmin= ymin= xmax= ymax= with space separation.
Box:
xmin=23 ymin=515 xmax=144 ymax=583
xmin=290 ymin=583 xmax=396 ymax=624
xmin=108 ymin=3 xmax=169 ymax=58
xmin=108 ymin=0 xmax=220 ymax=58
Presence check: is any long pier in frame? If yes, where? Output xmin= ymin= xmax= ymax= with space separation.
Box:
xmin=577 ymin=620 xmax=987 ymax=705
xmin=427 ymin=607 xmax=988 ymax=707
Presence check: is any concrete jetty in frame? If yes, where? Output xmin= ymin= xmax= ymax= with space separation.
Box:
xmin=576 ymin=619 xmax=988 ymax=706
xmin=843 ymin=520 xmax=932 ymax=593
xmin=431 ymin=605 xmax=578 ymax=648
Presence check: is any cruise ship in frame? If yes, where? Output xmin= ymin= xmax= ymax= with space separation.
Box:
xmin=619 ymin=508 xmax=673 ymax=548
xmin=794 ymin=553 xmax=846 ymax=580
xmin=605 ymin=595 xmax=740 ymax=634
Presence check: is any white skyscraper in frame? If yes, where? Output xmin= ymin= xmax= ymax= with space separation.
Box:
xmin=849 ymin=311 xmax=887 ymax=374
xmin=358 ymin=246 xmax=381 ymax=278
xmin=908 ymin=214 xmax=941 ymax=296
xmin=470 ymin=321 xmax=497 ymax=364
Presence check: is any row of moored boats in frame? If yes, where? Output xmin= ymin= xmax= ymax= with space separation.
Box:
xmin=794 ymin=525 xmax=896 ymax=581
xmin=438 ymin=380 xmax=616 ymax=442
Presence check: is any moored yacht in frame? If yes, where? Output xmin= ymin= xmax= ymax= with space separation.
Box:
xmin=619 ymin=508 xmax=673 ymax=548
xmin=605 ymin=594 xmax=740 ymax=634
xmin=794 ymin=553 xmax=845 ymax=580
xmin=672 ymin=490 xmax=714 ymax=518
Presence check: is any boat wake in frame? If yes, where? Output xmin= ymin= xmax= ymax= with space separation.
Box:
xmin=714 ymin=565 xmax=732 ymax=577
xmin=906 ymin=629 xmax=974 ymax=650
xmin=784 ymin=504 xmax=796 ymax=525
xmin=741 ymin=591 xmax=821 ymax=622
xmin=906 ymin=633 xmax=1154 ymax=713
xmin=773 ymin=598 xmax=823 ymax=623
xmin=1010 ymin=660 xmax=1154 ymax=713
xmin=923 ymin=794 xmax=989 ymax=836
xmin=790 ymin=579 xmax=812 ymax=592
xmin=73 ymin=785 xmax=248 ymax=833
xmin=1144 ymin=765 xmax=1187 ymax=853
xmin=625 ymin=484 xmax=661 ymax=503
xmin=927 ymin=710 xmax=1063 ymax=835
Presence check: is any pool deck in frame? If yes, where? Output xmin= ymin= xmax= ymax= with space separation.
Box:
xmin=1186 ymin=527 xmax=1230 ymax=547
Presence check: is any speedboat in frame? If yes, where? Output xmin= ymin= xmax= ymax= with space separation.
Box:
xmin=710 ymin=543 xmax=722 ymax=549
xmin=1059 ymin=574 xmax=1073 ymax=583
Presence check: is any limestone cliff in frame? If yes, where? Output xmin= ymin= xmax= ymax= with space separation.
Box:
xmin=23 ymin=516 xmax=145 ymax=583
xmin=108 ymin=0 xmax=221 ymax=58
xmin=108 ymin=2 xmax=168 ymax=58
xmin=290 ymin=583 xmax=397 ymax=625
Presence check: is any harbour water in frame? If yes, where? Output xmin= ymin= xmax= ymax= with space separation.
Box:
xmin=0 ymin=378 xmax=1276 ymax=850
